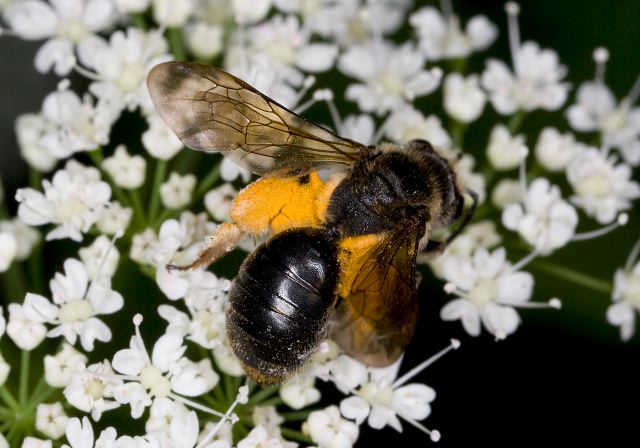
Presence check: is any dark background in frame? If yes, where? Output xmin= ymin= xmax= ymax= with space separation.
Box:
xmin=1 ymin=1 xmax=639 ymax=446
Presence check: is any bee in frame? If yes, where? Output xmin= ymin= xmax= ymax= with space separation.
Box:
xmin=147 ymin=62 xmax=476 ymax=384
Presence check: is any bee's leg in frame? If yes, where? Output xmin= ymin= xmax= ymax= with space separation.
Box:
xmin=167 ymin=222 xmax=243 ymax=271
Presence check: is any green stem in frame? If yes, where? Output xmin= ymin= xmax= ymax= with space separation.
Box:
xmin=450 ymin=119 xmax=467 ymax=150
xmin=28 ymin=241 xmax=45 ymax=294
xmin=0 ymin=420 xmax=12 ymax=433
xmin=132 ymin=12 xmax=147 ymax=30
xmin=29 ymin=168 xmax=42 ymax=190
xmin=0 ymin=386 xmax=19 ymax=411
xmin=246 ymin=385 xmax=280 ymax=407
xmin=1 ymin=262 xmax=28 ymax=302
xmin=531 ymin=260 xmax=612 ymax=295
xmin=280 ymin=427 xmax=313 ymax=444
xmin=148 ymin=159 xmax=168 ymax=223
xmin=168 ymin=28 xmax=186 ymax=60
xmin=260 ymin=397 xmax=283 ymax=407
xmin=19 ymin=350 xmax=30 ymax=405
xmin=281 ymin=409 xmax=315 ymax=421
xmin=0 ymin=406 xmax=14 ymax=418
xmin=507 ymin=110 xmax=526 ymax=134
xmin=24 ymin=376 xmax=51 ymax=414
xmin=152 ymin=208 xmax=178 ymax=229
xmin=129 ymin=189 xmax=147 ymax=228
xmin=194 ymin=163 xmax=222 ymax=200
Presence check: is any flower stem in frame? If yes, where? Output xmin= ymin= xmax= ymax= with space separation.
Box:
xmin=281 ymin=409 xmax=316 ymax=421
xmin=168 ymin=28 xmax=186 ymax=60
xmin=148 ymin=159 xmax=168 ymax=223
xmin=507 ymin=109 xmax=525 ymax=133
xmin=194 ymin=162 xmax=222 ymax=201
xmin=280 ymin=427 xmax=313 ymax=444
xmin=260 ymin=396 xmax=283 ymax=407
xmin=129 ymin=189 xmax=147 ymax=228
xmin=19 ymin=350 xmax=30 ymax=405
xmin=531 ymin=259 xmax=612 ymax=295
xmin=28 ymin=168 xmax=42 ymax=190
xmin=245 ymin=384 xmax=279 ymax=407
xmin=450 ymin=119 xmax=466 ymax=149
xmin=132 ymin=13 xmax=147 ymax=30
xmin=24 ymin=376 xmax=54 ymax=414
xmin=0 ymin=386 xmax=19 ymax=411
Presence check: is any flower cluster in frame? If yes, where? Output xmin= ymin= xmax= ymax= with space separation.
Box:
xmin=0 ymin=0 xmax=638 ymax=447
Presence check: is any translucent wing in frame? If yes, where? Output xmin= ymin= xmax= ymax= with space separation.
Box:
xmin=147 ymin=61 xmax=364 ymax=176
xmin=330 ymin=219 xmax=425 ymax=367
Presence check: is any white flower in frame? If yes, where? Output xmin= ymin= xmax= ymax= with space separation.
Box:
xmin=482 ymin=42 xmax=569 ymax=114
xmin=15 ymin=113 xmax=58 ymax=172
xmin=64 ymin=361 xmax=121 ymax=420
xmin=145 ymin=398 xmax=200 ymax=446
xmin=152 ymin=0 xmax=194 ymax=27
xmin=304 ymin=405 xmax=359 ymax=448
xmin=486 ymin=125 xmax=526 ymax=171
xmin=280 ymin=374 xmax=321 ymax=410
xmin=302 ymin=0 xmax=410 ymax=48
xmin=36 ymin=402 xmax=68 ymax=439
xmin=440 ymin=247 xmax=534 ymax=338
xmin=491 ymin=178 xmax=522 ymax=209
xmin=185 ymin=21 xmax=223 ymax=59
xmin=16 ymin=160 xmax=112 ymax=242
xmin=220 ymin=158 xmax=252 ymax=184
xmin=158 ymin=281 xmax=228 ymax=349
xmin=237 ymin=425 xmax=296 ymax=448
xmin=143 ymin=112 xmax=184 ymax=160
xmin=4 ymin=0 xmax=115 ymax=75
xmin=0 ymin=352 xmax=10 ymax=386
xmin=204 ymin=183 xmax=237 ymax=222
xmin=6 ymin=303 xmax=47 ymax=350
xmin=232 ymin=0 xmax=272 ymax=24
xmin=37 ymin=88 xmax=113 ymax=159
xmin=79 ymin=27 xmax=172 ymax=114
xmin=114 ymin=0 xmax=149 ymax=13
xmin=23 ymin=258 xmax=123 ymax=350
xmin=44 ymin=343 xmax=88 ymax=388
xmin=160 ymin=172 xmax=197 ymax=209
xmin=243 ymin=14 xmax=337 ymax=74
xmin=79 ymin=235 xmax=120 ymax=280
xmin=111 ymin=325 xmax=215 ymax=418
xmin=96 ymin=201 xmax=132 ymax=235
xmin=0 ymin=232 xmax=17 ymax=272
xmin=567 ymin=81 xmax=640 ymax=165
xmin=385 ymin=106 xmax=451 ymax=148
xmin=444 ymin=73 xmax=486 ymax=123
xmin=0 ymin=219 xmax=41 ymax=261
xmin=338 ymin=357 xmax=436 ymax=433
xmin=20 ymin=437 xmax=52 ymax=448
xmin=535 ymin=127 xmax=584 ymax=172
xmin=338 ymin=41 xmax=440 ymax=115
xmin=102 ymin=145 xmax=147 ymax=189
xmin=64 ymin=417 xmax=141 ymax=448
xmin=213 ymin=341 xmax=245 ymax=377
xmin=341 ymin=114 xmax=375 ymax=145
xmin=607 ymin=261 xmax=640 ymax=341
xmin=252 ymin=406 xmax=284 ymax=433
xmin=427 ymin=220 xmax=502 ymax=275
xmin=456 ymin=153 xmax=486 ymax=204
xmin=410 ymin=6 xmax=497 ymax=60
xmin=567 ymin=148 xmax=640 ymax=224
xmin=503 ymin=178 xmax=578 ymax=255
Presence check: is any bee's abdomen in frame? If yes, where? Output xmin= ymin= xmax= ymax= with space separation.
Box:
xmin=227 ymin=228 xmax=339 ymax=384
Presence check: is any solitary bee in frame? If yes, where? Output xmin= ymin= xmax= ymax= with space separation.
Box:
xmin=147 ymin=62 xmax=476 ymax=384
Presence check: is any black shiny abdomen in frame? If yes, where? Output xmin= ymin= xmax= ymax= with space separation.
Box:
xmin=227 ymin=228 xmax=339 ymax=383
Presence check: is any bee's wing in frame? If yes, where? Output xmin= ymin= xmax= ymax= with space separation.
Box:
xmin=330 ymin=219 xmax=426 ymax=367
xmin=147 ymin=61 xmax=364 ymax=176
